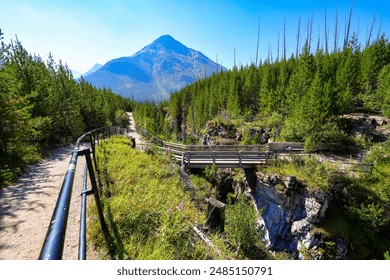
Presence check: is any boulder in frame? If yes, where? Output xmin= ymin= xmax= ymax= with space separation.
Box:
xmin=378 ymin=119 xmax=387 ymax=126
xmin=251 ymin=175 xmax=331 ymax=259
xmin=284 ymin=175 xmax=296 ymax=189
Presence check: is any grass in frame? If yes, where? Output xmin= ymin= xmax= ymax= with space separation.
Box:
xmin=89 ymin=136 xmax=207 ymax=259
xmin=88 ymin=136 xmax=272 ymax=260
xmin=265 ymin=155 xmax=336 ymax=190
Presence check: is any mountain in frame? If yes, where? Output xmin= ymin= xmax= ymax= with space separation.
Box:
xmin=83 ymin=63 xmax=103 ymax=77
xmin=84 ymin=35 xmax=227 ymax=101
xmin=71 ymin=69 xmax=82 ymax=79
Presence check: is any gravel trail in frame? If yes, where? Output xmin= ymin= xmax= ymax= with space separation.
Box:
xmin=0 ymin=145 xmax=97 ymax=260
xmin=0 ymin=113 xmax=144 ymax=260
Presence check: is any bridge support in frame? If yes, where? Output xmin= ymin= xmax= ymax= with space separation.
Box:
xmin=206 ymin=197 xmax=225 ymax=233
xmin=244 ymin=168 xmax=257 ymax=190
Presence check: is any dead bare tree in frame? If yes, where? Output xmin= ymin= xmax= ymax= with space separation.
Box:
xmin=233 ymin=46 xmax=236 ymax=68
xmin=317 ymin=25 xmax=322 ymax=52
xmin=324 ymin=0 xmax=329 ymax=53
xmin=268 ymin=45 xmax=273 ymax=63
xmin=376 ymin=18 xmax=383 ymax=41
xmin=255 ymin=17 xmax=260 ymax=66
xmin=296 ymin=15 xmax=301 ymax=58
xmin=366 ymin=7 xmax=377 ymax=47
xmin=334 ymin=7 xmax=339 ymax=53
xmin=306 ymin=14 xmax=314 ymax=53
xmin=216 ymin=55 xmax=219 ymax=74
xmin=277 ymin=30 xmax=280 ymax=61
xmin=283 ymin=16 xmax=287 ymax=60
xmin=344 ymin=2 xmax=354 ymax=48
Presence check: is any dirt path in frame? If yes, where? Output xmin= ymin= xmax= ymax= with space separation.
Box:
xmin=0 ymin=114 xmax=146 ymax=260
xmin=127 ymin=112 xmax=146 ymax=149
xmin=0 ymin=144 xmax=98 ymax=260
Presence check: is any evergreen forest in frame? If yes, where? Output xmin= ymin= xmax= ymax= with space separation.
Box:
xmin=0 ymin=29 xmax=132 ymax=186
xmin=133 ymin=31 xmax=390 ymax=147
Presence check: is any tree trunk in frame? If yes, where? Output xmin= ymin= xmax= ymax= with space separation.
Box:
xmin=206 ymin=197 xmax=225 ymax=232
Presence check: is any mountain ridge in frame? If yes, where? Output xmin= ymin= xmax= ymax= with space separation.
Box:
xmin=84 ymin=35 xmax=226 ymax=101
xmin=83 ymin=63 xmax=103 ymax=77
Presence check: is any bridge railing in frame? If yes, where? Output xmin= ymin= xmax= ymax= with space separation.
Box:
xmin=39 ymin=126 xmax=128 ymax=260
xmin=162 ymin=141 xmax=268 ymax=152
xmin=268 ymin=142 xmax=330 ymax=154
xmin=184 ymin=150 xmax=271 ymax=168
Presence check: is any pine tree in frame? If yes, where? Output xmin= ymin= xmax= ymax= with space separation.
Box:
xmin=226 ymin=69 xmax=242 ymax=116
xmin=377 ymin=65 xmax=390 ymax=117
xmin=360 ymin=35 xmax=390 ymax=110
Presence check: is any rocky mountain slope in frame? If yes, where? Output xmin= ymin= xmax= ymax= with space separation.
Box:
xmin=84 ymin=35 xmax=226 ymax=101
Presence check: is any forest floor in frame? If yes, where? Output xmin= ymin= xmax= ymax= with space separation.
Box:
xmin=0 ymin=112 xmax=144 ymax=260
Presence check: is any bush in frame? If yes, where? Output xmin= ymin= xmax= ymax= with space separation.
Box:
xmin=114 ymin=110 xmax=130 ymax=128
xmin=204 ymin=164 xmax=218 ymax=186
xmin=225 ymin=195 xmax=270 ymax=259
xmin=347 ymin=202 xmax=389 ymax=230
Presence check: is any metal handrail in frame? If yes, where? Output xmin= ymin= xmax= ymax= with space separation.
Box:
xmin=39 ymin=126 xmax=127 ymax=260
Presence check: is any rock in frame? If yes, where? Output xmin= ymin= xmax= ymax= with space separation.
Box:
xmin=348 ymin=113 xmax=369 ymax=119
xmin=378 ymin=119 xmax=387 ymax=126
xmin=369 ymin=118 xmax=378 ymax=127
xmin=284 ymin=176 xmax=296 ymax=189
xmin=335 ymin=238 xmax=349 ymax=260
xmin=291 ymin=218 xmax=312 ymax=234
xmin=251 ymin=175 xmax=330 ymax=259
xmin=305 ymin=195 xmax=328 ymax=223
xmin=269 ymin=174 xmax=280 ymax=185
xmin=264 ymin=174 xmax=280 ymax=186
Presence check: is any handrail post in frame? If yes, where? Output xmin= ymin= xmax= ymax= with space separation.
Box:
xmin=181 ymin=153 xmax=185 ymax=169
xmin=89 ymin=134 xmax=101 ymax=187
xmin=84 ymin=149 xmax=109 ymax=237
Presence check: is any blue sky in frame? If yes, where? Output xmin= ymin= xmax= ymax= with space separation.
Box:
xmin=1 ymin=0 xmax=390 ymax=73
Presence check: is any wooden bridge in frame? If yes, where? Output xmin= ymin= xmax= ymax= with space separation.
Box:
xmin=161 ymin=142 xmax=271 ymax=169
xmin=136 ymin=126 xmax=332 ymax=169
xmin=182 ymin=150 xmax=271 ymax=168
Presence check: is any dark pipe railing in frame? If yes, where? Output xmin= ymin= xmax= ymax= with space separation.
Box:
xmin=39 ymin=126 xmax=128 ymax=260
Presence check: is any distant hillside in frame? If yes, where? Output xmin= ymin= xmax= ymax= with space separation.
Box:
xmin=84 ymin=35 xmax=226 ymax=101
xmin=83 ymin=63 xmax=102 ymax=77
xmin=71 ymin=69 xmax=82 ymax=79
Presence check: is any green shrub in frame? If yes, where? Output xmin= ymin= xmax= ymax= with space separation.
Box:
xmin=204 ymin=164 xmax=218 ymax=186
xmin=225 ymin=195 xmax=270 ymax=259
xmin=266 ymin=155 xmax=335 ymax=190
